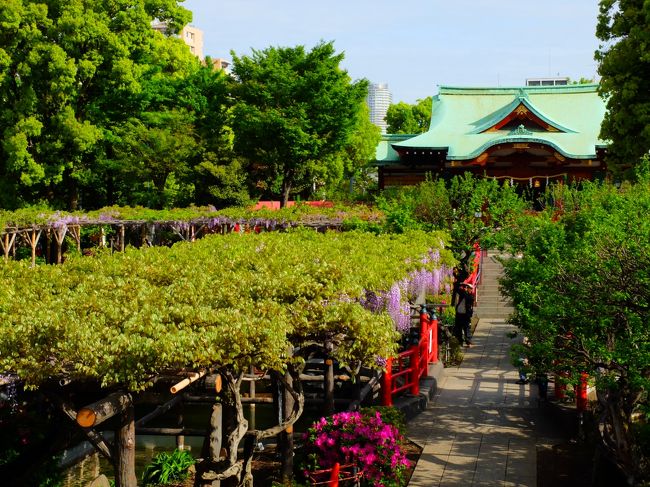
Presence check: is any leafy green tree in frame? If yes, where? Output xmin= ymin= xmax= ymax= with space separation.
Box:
xmin=318 ymin=103 xmax=381 ymax=199
xmin=378 ymin=174 xmax=528 ymax=267
xmin=230 ymin=41 xmax=368 ymax=206
xmin=385 ymin=97 xmax=432 ymax=134
xmin=0 ymin=0 xmax=224 ymax=210
xmin=112 ymin=110 xmax=198 ymax=208
xmin=596 ymin=0 xmax=650 ymax=175
xmin=501 ymin=182 xmax=650 ymax=484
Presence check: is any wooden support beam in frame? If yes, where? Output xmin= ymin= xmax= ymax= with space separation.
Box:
xmin=77 ymin=392 xmax=132 ymax=428
xmin=135 ymin=395 xmax=183 ymax=428
xmin=136 ymin=427 xmax=206 ymax=436
xmin=204 ymin=374 xmax=222 ymax=393
xmin=56 ymin=397 xmax=113 ymax=461
xmin=184 ymin=394 xmax=273 ymax=404
xmin=324 ymin=358 xmax=335 ymax=416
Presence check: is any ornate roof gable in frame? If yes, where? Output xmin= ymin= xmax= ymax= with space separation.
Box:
xmin=470 ymin=90 xmax=576 ymax=134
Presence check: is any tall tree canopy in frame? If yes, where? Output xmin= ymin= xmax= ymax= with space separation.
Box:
xmin=0 ymin=0 xmax=235 ymax=210
xmin=501 ymin=181 xmax=650 ymax=484
xmin=385 ymin=97 xmax=432 ymax=134
xmin=230 ymin=41 xmax=368 ymax=206
xmin=596 ymin=0 xmax=650 ymax=174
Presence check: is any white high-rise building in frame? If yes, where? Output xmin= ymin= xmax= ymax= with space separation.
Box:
xmin=367 ymin=83 xmax=392 ymax=134
xmin=152 ymin=21 xmax=204 ymax=61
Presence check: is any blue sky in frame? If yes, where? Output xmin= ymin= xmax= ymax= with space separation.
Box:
xmin=182 ymin=0 xmax=601 ymax=103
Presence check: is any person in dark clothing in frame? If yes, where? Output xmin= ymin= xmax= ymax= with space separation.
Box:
xmin=453 ymin=282 xmax=475 ymax=347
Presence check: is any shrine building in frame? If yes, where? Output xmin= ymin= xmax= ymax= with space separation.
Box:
xmin=374 ymin=84 xmax=607 ymax=189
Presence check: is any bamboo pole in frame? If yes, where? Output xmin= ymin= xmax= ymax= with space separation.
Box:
xmin=170 ymin=370 xmax=208 ymax=394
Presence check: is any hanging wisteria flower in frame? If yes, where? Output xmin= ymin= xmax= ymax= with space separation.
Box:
xmin=359 ymin=248 xmax=454 ymax=334
xmin=386 ymin=282 xmax=410 ymax=332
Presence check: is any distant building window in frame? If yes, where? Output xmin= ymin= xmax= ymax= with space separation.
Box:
xmin=526 ymin=77 xmax=570 ymax=86
xmin=190 ymin=46 xmax=195 ymax=53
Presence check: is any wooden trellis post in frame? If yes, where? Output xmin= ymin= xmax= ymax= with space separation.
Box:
xmin=53 ymin=226 xmax=67 ymax=264
xmin=119 ymin=225 xmax=125 ymax=252
xmin=324 ymin=358 xmax=335 ymax=416
xmin=0 ymin=232 xmax=16 ymax=261
xmin=45 ymin=228 xmax=52 ymax=263
xmin=24 ymin=228 xmax=42 ymax=267
xmin=69 ymin=225 xmax=81 ymax=253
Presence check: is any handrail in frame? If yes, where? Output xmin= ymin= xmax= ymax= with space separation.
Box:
xmin=381 ymin=305 xmax=439 ymax=406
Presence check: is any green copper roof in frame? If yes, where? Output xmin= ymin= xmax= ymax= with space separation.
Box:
xmin=375 ymin=134 xmax=414 ymax=165
xmin=389 ymin=84 xmax=607 ymax=161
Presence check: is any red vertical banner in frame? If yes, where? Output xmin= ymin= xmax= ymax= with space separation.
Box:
xmin=576 ymin=372 xmax=588 ymax=412
xmin=430 ymin=316 xmax=438 ymax=364
xmin=381 ymin=358 xmax=393 ymax=406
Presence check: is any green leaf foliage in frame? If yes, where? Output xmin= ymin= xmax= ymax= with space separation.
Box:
xmin=0 ymin=0 xmax=240 ymax=210
xmin=596 ymin=0 xmax=650 ymax=175
xmin=500 ymin=181 xmax=650 ymax=482
xmin=230 ymin=41 xmax=369 ymax=206
xmin=376 ymin=174 xmax=529 ymax=264
xmin=141 ymin=449 xmax=195 ymax=486
xmin=0 ymin=229 xmax=452 ymax=391
xmin=385 ymin=97 xmax=432 ymax=135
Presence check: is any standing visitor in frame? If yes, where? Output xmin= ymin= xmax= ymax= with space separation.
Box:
xmin=453 ymin=282 xmax=475 ymax=347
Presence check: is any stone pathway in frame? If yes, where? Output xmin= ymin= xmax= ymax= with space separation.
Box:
xmin=407 ymin=318 xmax=562 ymax=486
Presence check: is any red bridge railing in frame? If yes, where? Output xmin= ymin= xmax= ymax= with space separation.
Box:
xmin=381 ymin=305 xmax=439 ymax=406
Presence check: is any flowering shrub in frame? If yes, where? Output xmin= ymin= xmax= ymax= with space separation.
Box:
xmin=303 ymin=411 xmax=411 ymax=486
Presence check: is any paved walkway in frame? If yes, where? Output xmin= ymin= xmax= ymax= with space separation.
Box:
xmin=407 ymin=318 xmax=565 ymax=487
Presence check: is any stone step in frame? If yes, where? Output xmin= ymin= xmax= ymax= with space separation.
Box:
xmin=477 ymin=297 xmax=509 ymax=303
xmin=478 ymin=285 xmax=502 ymax=293
xmin=476 ymin=311 xmax=513 ymax=319
xmin=477 ymin=306 xmax=514 ymax=313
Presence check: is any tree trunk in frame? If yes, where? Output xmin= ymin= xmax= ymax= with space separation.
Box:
xmin=69 ymin=184 xmax=79 ymax=211
xmin=195 ymin=403 xmax=223 ymax=487
xmin=280 ymin=180 xmax=292 ymax=208
xmin=114 ymin=402 xmax=137 ymax=487
xmin=279 ymin=371 xmax=295 ymax=483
